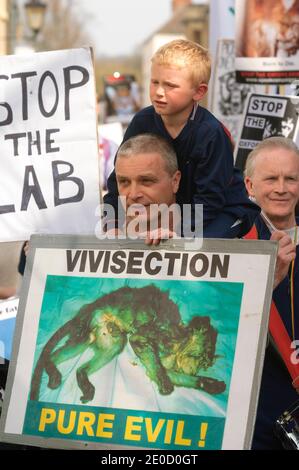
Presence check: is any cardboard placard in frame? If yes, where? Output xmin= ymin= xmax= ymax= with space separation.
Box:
xmin=0 ymin=48 xmax=100 ymax=242
xmin=235 ymin=93 xmax=299 ymax=170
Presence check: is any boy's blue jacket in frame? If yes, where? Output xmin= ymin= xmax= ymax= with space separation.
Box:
xmin=104 ymin=105 xmax=259 ymax=238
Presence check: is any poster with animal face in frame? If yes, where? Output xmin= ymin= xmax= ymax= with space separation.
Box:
xmin=235 ymin=93 xmax=299 ymax=170
xmin=210 ymin=39 xmax=265 ymax=143
xmin=235 ymin=0 xmax=299 ymax=84
xmin=0 ymin=297 xmax=18 ymax=361
xmin=0 ymin=236 xmax=276 ymax=450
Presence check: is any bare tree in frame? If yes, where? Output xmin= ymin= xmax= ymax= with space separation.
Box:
xmin=37 ymin=0 xmax=91 ymax=51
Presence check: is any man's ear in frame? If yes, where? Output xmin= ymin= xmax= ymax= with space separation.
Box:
xmin=172 ymin=170 xmax=181 ymax=194
xmin=244 ymin=176 xmax=254 ymax=197
xmin=193 ymin=83 xmax=208 ymax=101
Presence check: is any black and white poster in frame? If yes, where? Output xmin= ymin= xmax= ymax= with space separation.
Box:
xmin=0 ymin=48 xmax=100 ymax=242
xmin=235 ymin=93 xmax=299 ymax=170
xmin=210 ymin=39 xmax=265 ymax=142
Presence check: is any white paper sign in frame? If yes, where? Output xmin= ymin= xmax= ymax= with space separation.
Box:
xmin=0 ymin=48 xmax=100 ymax=242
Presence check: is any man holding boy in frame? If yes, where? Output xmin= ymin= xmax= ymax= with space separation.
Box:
xmin=104 ymin=39 xmax=258 ymax=238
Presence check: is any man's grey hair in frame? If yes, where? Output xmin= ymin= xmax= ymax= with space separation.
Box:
xmin=117 ymin=134 xmax=178 ymax=175
xmin=244 ymin=137 xmax=299 ymax=178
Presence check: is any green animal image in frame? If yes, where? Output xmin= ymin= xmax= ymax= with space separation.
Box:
xmin=30 ymin=285 xmax=225 ymax=404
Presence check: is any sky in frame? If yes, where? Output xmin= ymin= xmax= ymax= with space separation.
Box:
xmin=76 ymin=0 xmax=208 ymax=57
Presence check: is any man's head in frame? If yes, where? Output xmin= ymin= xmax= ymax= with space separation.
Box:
xmin=115 ymin=134 xmax=181 ymax=226
xmin=150 ymin=39 xmax=210 ymax=117
xmin=244 ymin=137 xmax=299 ymax=229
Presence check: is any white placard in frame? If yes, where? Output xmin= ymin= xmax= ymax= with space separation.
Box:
xmin=210 ymin=39 xmax=265 ymax=142
xmin=235 ymin=93 xmax=299 ymax=170
xmin=235 ymin=0 xmax=299 ymax=84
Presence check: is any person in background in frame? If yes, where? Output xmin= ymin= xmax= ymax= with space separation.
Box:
xmin=110 ymin=83 xmax=140 ymax=117
xmin=104 ymin=39 xmax=259 ymax=238
xmin=244 ymin=137 xmax=299 ymax=449
xmin=96 ymin=95 xmax=120 ymax=192
xmin=98 ymin=134 xmax=119 ymax=192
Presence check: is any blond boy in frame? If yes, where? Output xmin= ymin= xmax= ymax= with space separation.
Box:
xmin=104 ymin=39 xmax=258 ymax=237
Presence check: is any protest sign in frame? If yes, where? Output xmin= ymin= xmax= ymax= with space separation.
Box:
xmin=0 ymin=235 xmax=276 ymax=450
xmin=0 ymin=297 xmax=18 ymax=416
xmin=98 ymin=122 xmax=122 ymax=191
xmin=210 ymin=39 xmax=265 ymax=142
xmin=103 ymin=74 xmax=140 ymax=126
xmin=235 ymin=0 xmax=299 ymax=84
xmin=209 ymin=0 xmax=235 ymax=59
xmin=0 ymin=48 xmax=100 ymax=242
xmin=235 ymin=93 xmax=299 ymax=171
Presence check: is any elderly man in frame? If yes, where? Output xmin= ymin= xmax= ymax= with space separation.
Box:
xmin=244 ymin=137 xmax=299 ymax=450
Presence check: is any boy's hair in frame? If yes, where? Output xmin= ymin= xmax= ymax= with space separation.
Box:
xmin=244 ymin=137 xmax=299 ymax=178
xmin=117 ymin=134 xmax=178 ymax=175
xmin=151 ymin=39 xmax=211 ymax=86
